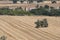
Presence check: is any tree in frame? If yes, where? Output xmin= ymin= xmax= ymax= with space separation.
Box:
xmin=51 ymin=1 xmax=56 ymax=4
xmin=44 ymin=5 xmax=49 ymax=9
xmin=43 ymin=19 xmax=48 ymax=27
xmin=15 ymin=7 xmax=23 ymax=10
xmin=36 ymin=4 xmax=39 ymax=8
xmin=35 ymin=19 xmax=40 ymax=28
xmin=13 ymin=0 xmax=17 ymax=4
xmin=28 ymin=0 xmax=33 ymax=3
xmin=35 ymin=19 xmax=48 ymax=28
xmin=19 ymin=0 xmax=24 ymax=4
xmin=50 ymin=7 xmax=54 ymax=10
xmin=37 ymin=0 xmax=43 ymax=3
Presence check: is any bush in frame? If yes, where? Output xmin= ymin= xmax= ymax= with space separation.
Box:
xmin=35 ymin=19 xmax=48 ymax=28
xmin=35 ymin=19 xmax=40 ymax=28
xmin=43 ymin=19 xmax=48 ymax=27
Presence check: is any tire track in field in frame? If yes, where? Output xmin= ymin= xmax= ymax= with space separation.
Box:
xmin=0 ymin=16 xmax=57 ymax=39
xmin=20 ymin=16 xmax=60 ymax=38
xmin=0 ymin=16 xmax=47 ymax=39
xmin=0 ymin=16 xmax=60 ymax=39
xmin=14 ymin=17 xmax=60 ymax=38
xmin=0 ymin=17 xmax=39 ymax=39
xmin=0 ymin=20 xmax=26 ymax=40
xmin=0 ymin=16 xmax=32 ymax=39
xmin=13 ymin=16 xmax=60 ymax=40
xmin=17 ymin=16 xmax=60 ymax=36
xmin=19 ymin=16 xmax=60 ymax=37
xmin=0 ymin=19 xmax=33 ymax=40
xmin=1 ymin=16 xmax=58 ymax=39
xmin=0 ymin=25 xmax=17 ymax=40
xmin=0 ymin=17 xmax=54 ymax=40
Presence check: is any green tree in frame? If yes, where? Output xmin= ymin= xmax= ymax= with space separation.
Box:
xmin=44 ymin=5 xmax=49 ymax=9
xmin=28 ymin=0 xmax=33 ymax=3
xmin=37 ymin=0 xmax=43 ymax=3
xmin=36 ymin=4 xmax=39 ymax=8
xmin=19 ymin=0 xmax=24 ymax=4
xmin=51 ymin=1 xmax=56 ymax=4
xmin=13 ymin=0 xmax=17 ymax=4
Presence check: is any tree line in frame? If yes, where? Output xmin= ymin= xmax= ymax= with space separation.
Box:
xmin=0 ymin=5 xmax=60 ymax=16
xmin=12 ymin=0 xmax=56 ymax=4
xmin=30 ymin=5 xmax=60 ymax=16
xmin=0 ymin=7 xmax=32 ymax=16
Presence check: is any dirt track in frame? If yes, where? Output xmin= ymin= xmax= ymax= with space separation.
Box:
xmin=0 ymin=16 xmax=60 ymax=40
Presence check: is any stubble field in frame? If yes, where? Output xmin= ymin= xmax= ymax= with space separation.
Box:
xmin=0 ymin=16 xmax=60 ymax=40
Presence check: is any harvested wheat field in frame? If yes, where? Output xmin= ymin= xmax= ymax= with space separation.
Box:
xmin=0 ymin=16 xmax=60 ymax=40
